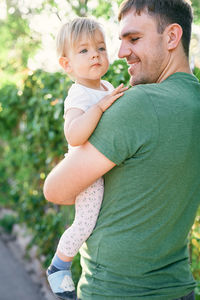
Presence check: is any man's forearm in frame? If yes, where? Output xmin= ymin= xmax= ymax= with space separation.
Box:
xmin=43 ymin=142 xmax=115 ymax=205
xmin=43 ymin=156 xmax=78 ymax=205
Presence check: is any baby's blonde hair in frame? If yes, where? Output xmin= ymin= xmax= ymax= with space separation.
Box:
xmin=56 ymin=17 xmax=105 ymax=58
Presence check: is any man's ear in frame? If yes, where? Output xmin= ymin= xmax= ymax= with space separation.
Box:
xmin=59 ymin=57 xmax=72 ymax=73
xmin=165 ymin=23 xmax=183 ymax=51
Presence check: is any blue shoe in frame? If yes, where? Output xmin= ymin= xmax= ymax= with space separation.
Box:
xmin=47 ymin=266 xmax=76 ymax=300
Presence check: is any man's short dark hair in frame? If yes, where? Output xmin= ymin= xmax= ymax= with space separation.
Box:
xmin=118 ymin=0 xmax=193 ymax=57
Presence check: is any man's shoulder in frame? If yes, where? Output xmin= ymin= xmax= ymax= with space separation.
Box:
xmin=123 ymin=75 xmax=184 ymax=107
xmin=121 ymin=84 xmax=158 ymax=110
xmin=104 ymin=84 xmax=159 ymax=129
xmin=126 ymin=82 xmax=165 ymax=98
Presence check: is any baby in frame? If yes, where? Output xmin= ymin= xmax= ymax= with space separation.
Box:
xmin=46 ymin=17 xmax=127 ymax=300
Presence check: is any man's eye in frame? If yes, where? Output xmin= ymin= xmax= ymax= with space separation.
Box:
xmin=131 ymin=38 xmax=139 ymax=43
xmin=80 ymin=49 xmax=87 ymax=53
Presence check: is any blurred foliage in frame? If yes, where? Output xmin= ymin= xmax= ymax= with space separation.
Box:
xmin=38 ymin=0 xmax=123 ymax=19
xmin=0 ymin=69 xmax=70 ymax=262
xmin=42 ymin=0 xmax=200 ymax=24
xmin=0 ymin=2 xmax=39 ymax=79
xmin=0 ymin=214 xmax=18 ymax=233
xmin=192 ymin=0 xmax=200 ymax=24
xmin=105 ymin=59 xmax=131 ymax=86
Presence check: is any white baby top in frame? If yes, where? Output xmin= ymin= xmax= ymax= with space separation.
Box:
xmin=64 ymin=80 xmax=114 ymax=152
xmin=64 ymin=80 xmax=114 ymax=116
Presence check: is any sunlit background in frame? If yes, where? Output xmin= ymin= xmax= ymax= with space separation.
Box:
xmin=0 ymin=0 xmax=122 ymax=73
xmin=1 ymin=0 xmax=200 ymax=73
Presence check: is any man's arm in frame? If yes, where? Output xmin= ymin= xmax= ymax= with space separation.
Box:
xmin=43 ymin=141 xmax=116 ymax=205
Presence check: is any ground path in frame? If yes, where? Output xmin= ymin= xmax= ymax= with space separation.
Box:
xmin=0 ymin=231 xmax=56 ymax=300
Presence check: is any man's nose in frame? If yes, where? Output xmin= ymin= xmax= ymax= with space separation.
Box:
xmin=118 ymin=42 xmax=131 ymax=59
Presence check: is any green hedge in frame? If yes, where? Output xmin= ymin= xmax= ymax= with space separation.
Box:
xmin=0 ymin=63 xmax=199 ymax=289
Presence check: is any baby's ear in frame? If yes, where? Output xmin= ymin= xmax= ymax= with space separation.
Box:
xmin=59 ymin=57 xmax=72 ymax=73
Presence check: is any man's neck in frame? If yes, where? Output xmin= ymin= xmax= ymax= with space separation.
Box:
xmin=157 ymin=51 xmax=192 ymax=83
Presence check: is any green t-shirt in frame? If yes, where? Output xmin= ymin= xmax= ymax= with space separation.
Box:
xmin=77 ymin=72 xmax=200 ymax=300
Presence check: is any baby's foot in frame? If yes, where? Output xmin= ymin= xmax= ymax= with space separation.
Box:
xmin=47 ymin=265 xmax=76 ymax=300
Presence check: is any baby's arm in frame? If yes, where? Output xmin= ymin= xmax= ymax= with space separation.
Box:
xmin=64 ymin=84 xmax=127 ymax=147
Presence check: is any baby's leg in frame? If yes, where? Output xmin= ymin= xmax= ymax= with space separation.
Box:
xmin=47 ymin=177 xmax=104 ymax=299
xmin=57 ymin=177 xmax=104 ymax=257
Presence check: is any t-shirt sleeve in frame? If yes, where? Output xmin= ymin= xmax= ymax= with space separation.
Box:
xmin=64 ymin=85 xmax=90 ymax=117
xmin=89 ymin=86 xmax=158 ymax=165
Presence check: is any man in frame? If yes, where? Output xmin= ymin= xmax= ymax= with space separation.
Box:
xmin=44 ymin=0 xmax=200 ymax=299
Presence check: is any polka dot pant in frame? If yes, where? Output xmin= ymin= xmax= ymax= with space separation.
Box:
xmin=57 ymin=177 xmax=104 ymax=257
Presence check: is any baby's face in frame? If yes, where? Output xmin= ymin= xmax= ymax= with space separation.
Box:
xmin=67 ymin=30 xmax=109 ymax=87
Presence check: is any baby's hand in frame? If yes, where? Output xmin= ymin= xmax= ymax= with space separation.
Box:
xmin=97 ymin=83 xmax=128 ymax=112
